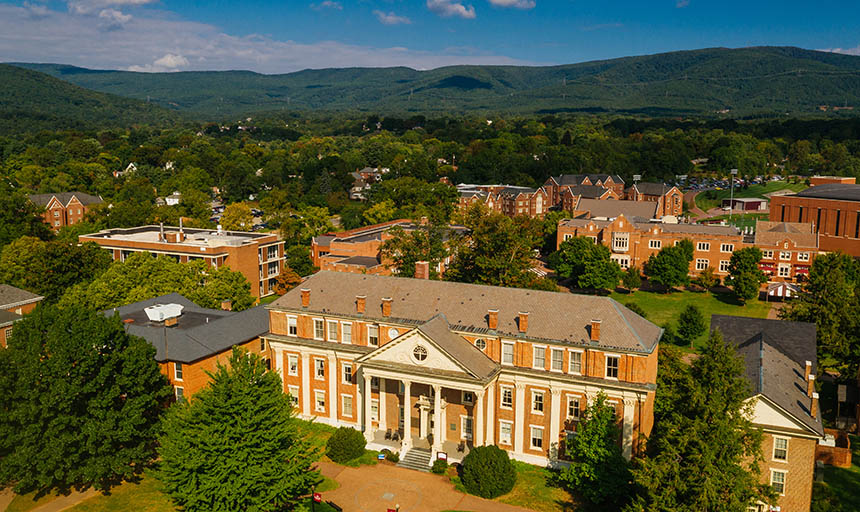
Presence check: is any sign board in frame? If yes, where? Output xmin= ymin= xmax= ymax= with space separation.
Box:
xmin=838 ymin=384 xmax=847 ymax=403
xmin=730 ymin=168 xmax=738 ymax=175
xmin=377 ymin=453 xmax=386 ymax=460
xmin=437 ymin=452 xmax=448 ymax=461
xmin=633 ymin=174 xmax=641 ymax=181
xmin=313 ymin=493 xmax=322 ymax=503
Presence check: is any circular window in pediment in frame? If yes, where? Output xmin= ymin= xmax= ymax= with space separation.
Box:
xmin=413 ymin=345 xmax=428 ymax=363
xmin=475 ymin=339 xmax=487 ymax=351
xmin=388 ymin=327 xmax=399 ymax=340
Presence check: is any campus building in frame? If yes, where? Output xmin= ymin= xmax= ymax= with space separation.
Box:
xmin=711 ymin=316 xmax=823 ymax=512
xmin=457 ymin=185 xmax=551 ymax=218
xmin=543 ymin=174 xmax=626 ymax=204
xmin=80 ymin=225 xmax=284 ymax=298
xmin=263 ymin=271 xmax=661 ymax=467
xmin=106 ymin=294 xmax=269 ymax=398
xmin=626 ymin=182 xmax=684 ymax=218
xmin=753 ymin=221 xmax=819 ymax=283
xmin=0 ymin=284 xmax=44 ymax=348
xmin=28 ymin=191 xmax=103 ymax=231
xmin=769 ymin=183 xmax=860 ymax=257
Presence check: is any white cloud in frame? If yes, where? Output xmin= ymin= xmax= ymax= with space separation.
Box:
xmin=373 ymin=10 xmax=411 ymax=25
xmin=23 ymin=2 xmax=51 ymax=18
xmin=0 ymin=4 xmax=532 ymax=73
xmin=68 ymin=0 xmax=157 ymax=15
xmin=822 ymin=45 xmax=860 ymax=56
xmin=310 ymin=1 xmax=342 ymax=10
xmin=427 ymin=0 xmax=476 ymax=19
xmin=488 ymin=0 xmax=535 ymax=9
xmin=98 ymin=8 xmax=131 ymax=29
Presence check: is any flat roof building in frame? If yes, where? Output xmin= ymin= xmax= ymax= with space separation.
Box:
xmin=769 ymin=184 xmax=860 ymax=257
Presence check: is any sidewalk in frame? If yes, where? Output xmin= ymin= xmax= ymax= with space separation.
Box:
xmin=0 ymin=488 xmax=97 ymax=512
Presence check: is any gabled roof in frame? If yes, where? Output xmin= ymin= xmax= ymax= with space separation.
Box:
xmin=416 ymin=314 xmax=499 ymax=380
xmin=754 ymin=221 xmax=817 ymax=249
xmin=28 ymin=191 xmax=103 ymax=208
xmin=552 ymin=174 xmax=624 ymax=186
xmin=272 ymin=271 xmax=662 ymax=353
xmin=631 ymin=182 xmax=677 ymax=196
xmin=0 ymin=310 xmax=22 ymax=328
xmin=561 ymin=185 xmax=612 ymax=199
xmin=0 ymin=284 xmax=44 ymax=309
xmin=575 ymin=198 xmax=659 ymax=221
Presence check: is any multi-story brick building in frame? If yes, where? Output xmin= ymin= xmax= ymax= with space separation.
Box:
xmin=263 ymin=271 xmax=661 ymax=467
xmin=80 ymin=225 xmax=284 ymax=298
xmin=28 ymin=191 xmax=103 ymax=231
xmin=457 ymin=185 xmax=551 ymax=218
xmin=754 ymin=221 xmax=819 ymax=283
xmin=809 ymin=176 xmax=855 ymax=187
xmin=107 ymin=294 xmax=270 ymax=398
xmin=769 ymin=183 xmax=860 ymax=257
xmin=712 ymin=316 xmax=823 ymax=512
xmin=0 ymin=285 xmax=44 ymax=348
xmin=626 ymin=182 xmax=684 ymax=218
xmin=559 ymin=185 xmax=620 ymax=213
xmin=543 ymin=174 xmax=626 ymax=204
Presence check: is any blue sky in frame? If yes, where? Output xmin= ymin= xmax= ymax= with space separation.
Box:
xmin=1 ymin=0 xmax=859 ymax=73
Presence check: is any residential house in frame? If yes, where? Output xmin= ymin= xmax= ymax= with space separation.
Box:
xmin=28 ymin=191 xmax=103 ymax=231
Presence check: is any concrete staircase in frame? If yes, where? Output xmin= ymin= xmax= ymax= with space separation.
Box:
xmin=396 ymin=447 xmax=432 ymax=472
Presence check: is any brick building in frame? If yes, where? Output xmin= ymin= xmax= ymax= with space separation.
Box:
xmin=809 ymin=176 xmax=856 ymax=187
xmin=769 ymin=184 xmax=860 ymax=257
xmin=80 ymin=225 xmax=284 ymax=298
xmin=559 ymin=185 xmax=620 ymax=213
xmin=626 ymin=182 xmax=684 ymax=217
xmin=107 ymin=294 xmax=270 ymax=398
xmin=28 ymin=191 xmax=103 ymax=231
xmin=263 ymin=271 xmax=661 ymax=467
xmin=543 ymin=174 xmax=626 ymax=204
xmin=0 ymin=285 xmax=44 ymax=348
xmin=754 ymin=221 xmax=819 ymax=282
xmin=457 ymin=185 xmax=551 ymax=218
xmin=712 ymin=316 xmax=823 ymax=512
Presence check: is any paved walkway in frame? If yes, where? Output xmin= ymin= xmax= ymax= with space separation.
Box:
xmin=0 ymin=488 xmax=97 ymax=512
xmin=317 ymin=461 xmax=530 ymax=512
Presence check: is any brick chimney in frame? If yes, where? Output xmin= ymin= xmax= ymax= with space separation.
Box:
xmin=220 ymin=300 xmax=232 ymax=311
xmin=415 ymin=261 xmax=430 ymax=280
xmin=805 ymin=360 xmax=812 ymax=381
xmin=356 ymin=295 xmax=366 ymax=315
xmin=300 ymin=288 xmax=310 ymax=308
xmin=807 ymin=374 xmax=815 ymax=398
xmin=518 ymin=312 xmax=529 ymax=333
xmin=420 ymin=216 xmax=429 ymax=225
xmin=488 ymin=309 xmax=498 ymax=330
xmin=590 ymin=319 xmax=601 ymax=342
xmin=811 ymin=392 xmax=819 ymax=419
xmin=382 ymin=297 xmax=392 ymax=317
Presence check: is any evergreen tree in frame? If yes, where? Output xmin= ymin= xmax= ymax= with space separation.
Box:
xmin=726 ymin=247 xmax=766 ymax=303
xmin=622 ymin=266 xmax=643 ymax=291
xmin=644 ymin=239 xmax=694 ymax=290
xmin=677 ymin=304 xmax=707 ymax=348
xmin=0 ymin=305 xmax=171 ymax=494
xmin=159 ymin=348 xmax=320 ymax=512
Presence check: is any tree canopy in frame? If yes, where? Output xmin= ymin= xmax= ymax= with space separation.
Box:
xmin=644 ymin=239 xmax=694 ymax=290
xmin=726 ymin=247 xmax=766 ymax=303
xmin=549 ymin=236 xmax=622 ymax=291
xmin=379 ymin=224 xmax=448 ymax=279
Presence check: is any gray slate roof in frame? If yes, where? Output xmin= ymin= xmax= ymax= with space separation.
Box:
xmin=710 ymin=315 xmax=823 ymax=436
xmin=632 ymin=182 xmax=674 ymax=196
xmin=562 ymin=185 xmax=612 ymax=198
xmin=575 ymin=198 xmax=659 ymax=221
xmin=794 ymin=183 xmax=860 ymax=202
xmin=28 ymin=191 xmax=103 ymax=208
xmin=553 ymin=174 xmax=624 ymax=186
xmin=417 ymin=314 xmax=499 ymax=380
xmin=0 ymin=310 xmax=22 ymax=328
xmin=636 ymin=222 xmax=739 ymax=236
xmin=272 ymin=271 xmax=662 ymax=353
xmin=105 ymin=293 xmax=269 ymax=363
xmin=0 ymin=284 xmax=44 ymax=309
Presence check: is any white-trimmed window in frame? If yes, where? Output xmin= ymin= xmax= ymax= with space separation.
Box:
xmin=341 ymin=394 xmax=353 ymax=417
xmin=371 ymin=399 xmax=379 ymax=422
xmin=612 ymin=232 xmax=629 ymax=251
xmin=773 ymin=437 xmax=788 ymax=462
xmin=502 ymin=341 xmax=515 ymax=365
xmin=341 ymin=322 xmax=352 ymax=344
xmin=770 ymin=469 xmax=786 ymax=495
xmin=720 ymin=243 xmax=734 ymax=253
xmin=500 ymin=386 xmax=513 ymax=409
xmin=797 ymin=252 xmax=810 ymax=262
xmin=327 ymin=320 xmax=338 ymax=341
xmin=761 ymin=250 xmax=774 ymax=259
xmin=267 ymin=245 xmax=278 ymax=260
xmin=342 ymin=363 xmax=353 ymax=384
xmin=778 ymin=264 xmax=791 ymax=278
xmin=287 ymin=385 xmax=299 ymax=407
xmin=368 ymin=325 xmax=379 ymax=346
xmin=532 ymin=390 xmax=544 ymax=413
xmin=606 ymin=355 xmax=620 ymax=379
xmin=174 ymin=386 xmax=184 ymax=402
xmin=697 ymin=242 xmax=710 ymax=252
xmin=314 ymin=390 xmax=326 ymax=413
xmin=530 ymin=426 xmax=544 ymax=450
xmin=313 ymin=319 xmax=324 ymax=340
xmin=719 ymin=260 xmax=730 ymax=273
xmin=462 ymin=391 xmax=475 ymax=405
xmin=695 ymin=258 xmax=709 ymax=271
xmin=174 ymin=362 xmax=183 ymax=381
xmin=371 ymin=376 xmax=380 ymax=389
xmin=779 ymin=251 xmax=791 ymax=261
xmin=288 ymin=355 xmax=299 ymax=376
xmin=260 ymin=338 xmax=266 ymax=352
xmin=648 ymin=239 xmax=661 ymax=249
xmin=475 ymin=338 xmax=487 ymax=351
xmin=461 ymin=416 xmax=474 ymax=440
xmin=550 ymin=348 xmax=564 ymax=372
xmin=567 ymin=396 xmax=580 ymax=420
xmin=499 ymin=420 xmax=513 ymax=445
xmin=314 ymin=358 xmax=325 ymax=380
xmin=287 ymin=316 xmax=297 ymax=337
xmin=533 ymin=345 xmax=546 ymax=370
xmin=569 ymin=350 xmax=583 ymax=374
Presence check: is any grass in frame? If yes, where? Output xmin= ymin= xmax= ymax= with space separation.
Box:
xmin=701 ymin=212 xmax=769 ymax=230
xmin=497 ymin=461 xmax=575 ymax=512
xmin=339 ymin=449 xmax=380 ymax=467
xmin=6 ymin=491 xmax=62 ymax=512
xmin=610 ymin=288 xmax=772 ymax=351
xmin=295 ymin=419 xmax=337 ymax=457
xmin=695 ymin=180 xmax=807 ymax=211
xmin=258 ymin=294 xmax=281 ymax=305
xmin=820 ymin=435 xmax=860 ymax=511
xmin=68 ymin=473 xmax=173 ymax=512
xmin=315 ymin=476 xmax=340 ymax=493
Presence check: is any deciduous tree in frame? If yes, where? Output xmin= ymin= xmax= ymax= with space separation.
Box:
xmin=219 ymin=202 xmax=254 ymax=231
xmin=644 ymin=239 xmax=694 ymax=290
xmin=549 ymin=236 xmax=621 ymax=291
xmin=0 ymin=182 xmax=52 ymax=250
xmin=726 ymin=247 xmax=766 ymax=303
xmin=379 ymin=224 xmax=447 ymax=278
xmin=677 ymin=304 xmax=707 ymax=348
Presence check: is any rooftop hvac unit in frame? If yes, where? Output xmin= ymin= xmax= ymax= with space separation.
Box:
xmin=144 ymin=303 xmax=184 ymax=322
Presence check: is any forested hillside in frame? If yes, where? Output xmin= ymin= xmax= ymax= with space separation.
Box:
xmin=13 ymin=47 xmax=860 ymax=119
xmin=0 ymin=64 xmax=181 ymax=134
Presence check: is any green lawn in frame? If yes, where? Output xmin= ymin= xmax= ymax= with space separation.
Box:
xmin=6 ymin=491 xmax=63 ymax=512
xmin=68 ymin=473 xmax=173 ymax=512
xmin=259 ymin=294 xmax=282 ymax=305
xmin=339 ymin=449 xmax=380 ymax=467
xmin=611 ymin=289 xmax=772 ymax=350
xmin=820 ymin=435 xmax=860 ymax=511
xmin=497 ymin=461 xmax=575 ymax=512
xmin=695 ymin=180 xmax=807 ymax=211
xmin=701 ymin=212 xmax=769 ymax=230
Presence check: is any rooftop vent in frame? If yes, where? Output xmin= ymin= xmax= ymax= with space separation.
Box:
xmin=144 ymin=303 xmax=184 ymax=322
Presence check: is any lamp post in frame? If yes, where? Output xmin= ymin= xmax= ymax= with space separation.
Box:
xmin=729 ymin=168 xmax=738 ymax=223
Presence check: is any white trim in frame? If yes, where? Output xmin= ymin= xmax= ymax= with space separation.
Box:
xmin=313 ymin=318 xmax=325 ymax=341
xmin=173 ymin=362 xmax=184 ymax=381
xmin=605 ymin=354 xmax=620 ymax=380
xmin=327 ymin=320 xmax=338 ymax=342
xmin=340 ymin=321 xmax=353 ymax=344
xmin=566 ymin=395 xmax=581 ymax=420
xmin=314 ymin=357 xmax=326 ymax=380
xmin=342 ymin=362 xmax=353 ymax=385
xmin=460 ymin=415 xmax=474 ymax=441
xmin=341 ymin=394 xmax=354 ymax=418
xmin=772 ymin=436 xmax=789 ymax=463
xmin=462 ymin=390 xmax=475 ymax=405
xmin=529 ymin=425 xmax=544 ymax=450
xmin=287 ymin=354 xmax=299 ymax=376
xmin=370 ymin=398 xmax=379 ymax=422
xmin=314 ymin=390 xmax=326 ymax=413
xmin=501 ymin=341 xmax=515 ymax=366
xmin=287 ymin=385 xmax=300 ymax=407
xmin=549 ymin=347 xmax=564 ymax=373
xmin=286 ymin=315 xmax=298 ymax=337
xmin=498 ymin=419 xmax=513 ymax=446
xmin=531 ymin=389 xmax=545 ymax=414
xmin=499 ymin=385 xmax=514 ymax=410
xmin=174 ymin=386 xmax=184 ymax=401
xmin=367 ymin=324 xmax=379 ymax=347
xmin=568 ymin=349 xmax=583 ymax=375
xmin=769 ymin=468 xmax=787 ymax=496
xmin=532 ymin=344 xmax=547 ymax=370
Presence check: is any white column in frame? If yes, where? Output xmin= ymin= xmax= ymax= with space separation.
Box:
xmin=433 ymin=384 xmax=443 ymax=452
xmin=622 ymin=398 xmax=635 ymax=460
xmin=274 ymin=348 xmax=285 ymax=391
xmin=328 ymin=356 xmax=338 ymax=424
xmin=514 ymin=383 xmax=526 ymax=454
xmin=300 ymin=353 xmax=311 ymax=417
xmin=378 ymin=378 xmax=387 ymax=431
xmin=475 ymin=389 xmax=485 ymax=446
xmin=486 ymin=384 xmax=495 ymax=445
xmin=363 ymin=373 xmax=373 ymax=442
xmin=402 ymin=380 xmax=412 ymax=449
xmin=549 ymin=389 xmax=562 ymax=461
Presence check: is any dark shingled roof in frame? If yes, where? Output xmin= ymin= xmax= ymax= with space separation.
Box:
xmin=575 ymin=198 xmax=659 ymax=221
xmin=711 ymin=315 xmax=823 ymax=436
xmin=632 ymin=182 xmax=675 ymax=196
xmin=272 ymin=271 xmax=662 ymax=353
xmin=0 ymin=284 xmax=44 ymax=309
xmin=553 ymin=174 xmax=624 ymax=186
xmin=417 ymin=314 xmax=499 ymax=380
xmin=335 ymin=256 xmax=381 ymax=268
xmin=562 ymin=185 xmax=612 ymax=198
xmin=105 ymin=293 xmax=269 ymax=363
xmin=794 ymin=183 xmax=860 ymax=202
xmin=28 ymin=191 xmax=103 ymax=208
xmin=0 ymin=310 xmax=22 ymax=328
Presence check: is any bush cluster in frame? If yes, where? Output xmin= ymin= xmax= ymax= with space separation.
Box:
xmin=381 ymin=449 xmax=399 ymax=463
xmin=431 ymin=459 xmax=448 ymax=474
xmin=460 ymin=445 xmax=516 ymax=498
xmin=325 ymin=427 xmax=366 ymax=463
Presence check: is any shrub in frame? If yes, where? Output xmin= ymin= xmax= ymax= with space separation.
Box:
xmin=695 ymin=266 xmax=719 ymax=290
xmin=431 ymin=459 xmax=448 ymax=474
xmin=382 ymin=449 xmax=399 ymax=463
xmin=325 ymin=427 xmax=366 ymax=464
xmin=678 ymin=304 xmax=707 ymax=347
xmin=461 ymin=445 xmax=516 ymax=498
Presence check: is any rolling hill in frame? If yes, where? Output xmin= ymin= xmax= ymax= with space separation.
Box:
xmin=0 ymin=64 xmax=181 ymax=134
xmin=10 ymin=46 xmax=860 ymax=120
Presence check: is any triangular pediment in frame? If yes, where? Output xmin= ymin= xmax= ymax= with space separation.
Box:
xmin=358 ymin=328 xmax=476 ymax=378
xmin=746 ymin=394 xmax=819 ymax=436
